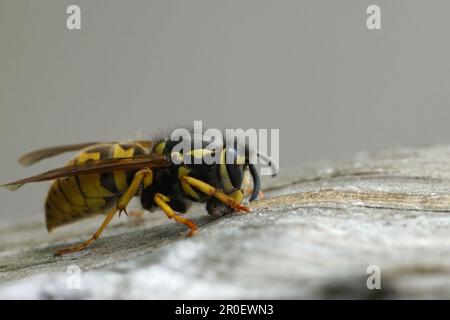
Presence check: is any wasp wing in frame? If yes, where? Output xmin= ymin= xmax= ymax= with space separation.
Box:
xmin=18 ymin=140 xmax=155 ymax=167
xmin=2 ymin=153 xmax=168 ymax=191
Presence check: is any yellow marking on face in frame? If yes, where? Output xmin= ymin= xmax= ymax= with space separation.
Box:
xmin=112 ymin=144 xmax=135 ymax=193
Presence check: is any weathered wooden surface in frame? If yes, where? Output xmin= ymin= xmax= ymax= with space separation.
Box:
xmin=2 ymin=145 xmax=450 ymax=299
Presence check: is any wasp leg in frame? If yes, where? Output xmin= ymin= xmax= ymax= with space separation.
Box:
xmin=206 ymin=189 xmax=246 ymax=217
xmin=182 ymin=176 xmax=250 ymax=213
xmin=54 ymin=206 xmax=117 ymax=256
xmin=230 ymin=189 xmax=244 ymax=203
xmin=55 ymin=168 xmax=153 ymax=256
xmin=154 ymin=193 xmax=198 ymax=236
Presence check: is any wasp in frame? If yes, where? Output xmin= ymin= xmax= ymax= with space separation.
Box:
xmin=1 ymin=132 xmax=276 ymax=256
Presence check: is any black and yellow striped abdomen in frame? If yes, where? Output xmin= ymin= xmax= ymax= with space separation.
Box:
xmin=45 ymin=143 xmax=148 ymax=231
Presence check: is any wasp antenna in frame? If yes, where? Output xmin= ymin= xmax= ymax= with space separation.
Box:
xmin=256 ymin=152 xmax=278 ymax=177
xmin=248 ymin=164 xmax=261 ymax=201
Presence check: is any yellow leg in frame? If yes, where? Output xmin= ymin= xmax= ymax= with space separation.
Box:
xmin=55 ymin=168 xmax=153 ymax=256
xmin=182 ymin=176 xmax=250 ymax=213
xmin=230 ymin=189 xmax=244 ymax=203
xmin=55 ymin=206 xmax=117 ymax=256
xmin=117 ymin=168 xmax=153 ymax=210
xmin=154 ymin=193 xmax=198 ymax=236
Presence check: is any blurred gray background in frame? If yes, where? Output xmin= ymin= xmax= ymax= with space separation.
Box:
xmin=1 ymin=0 xmax=449 ymax=223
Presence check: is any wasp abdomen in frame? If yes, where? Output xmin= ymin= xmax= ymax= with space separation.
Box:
xmin=45 ymin=143 xmax=148 ymax=231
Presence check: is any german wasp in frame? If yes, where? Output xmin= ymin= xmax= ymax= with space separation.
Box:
xmin=1 ymin=131 xmax=276 ymax=255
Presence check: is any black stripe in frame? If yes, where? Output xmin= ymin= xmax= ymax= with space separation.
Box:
xmin=75 ymin=175 xmax=87 ymax=198
xmin=96 ymin=145 xmax=113 ymax=159
xmin=56 ymin=179 xmax=71 ymax=205
xmin=126 ymin=170 xmax=135 ymax=186
xmin=100 ymin=172 xmax=119 ymax=194
xmin=118 ymin=143 xmax=134 ymax=151
xmin=134 ymin=144 xmax=147 ymax=156
xmin=118 ymin=143 xmax=147 ymax=156
xmin=57 ymin=179 xmax=77 ymax=206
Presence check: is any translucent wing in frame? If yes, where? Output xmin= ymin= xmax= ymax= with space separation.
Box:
xmin=2 ymin=153 xmax=168 ymax=191
xmin=18 ymin=140 xmax=155 ymax=167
